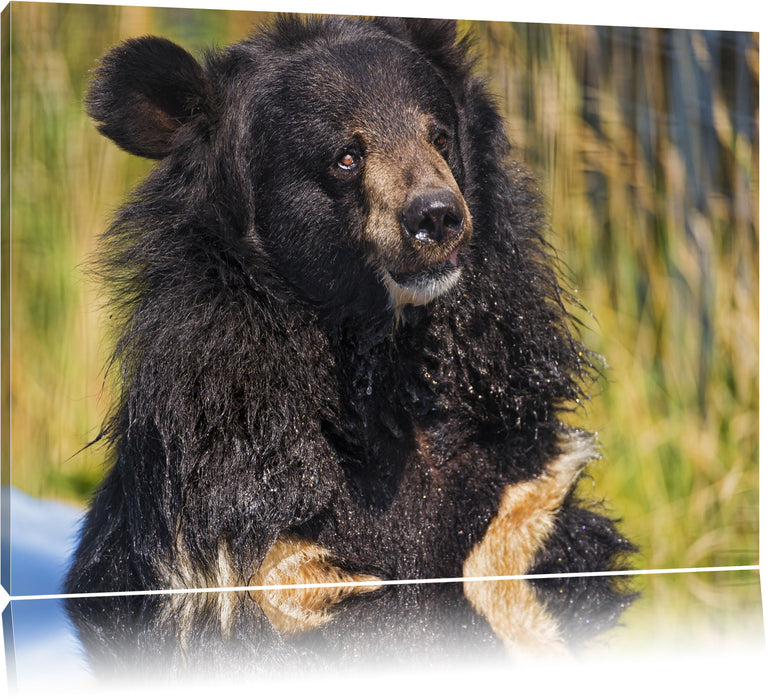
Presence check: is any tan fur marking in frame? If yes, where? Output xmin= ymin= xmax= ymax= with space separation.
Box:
xmin=250 ymin=534 xmax=382 ymax=635
xmin=155 ymin=537 xmax=246 ymax=649
xmin=156 ymin=531 xmax=381 ymax=643
xmin=463 ymin=431 xmax=599 ymax=656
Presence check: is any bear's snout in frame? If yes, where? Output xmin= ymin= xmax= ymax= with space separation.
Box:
xmin=401 ymin=189 xmax=465 ymax=246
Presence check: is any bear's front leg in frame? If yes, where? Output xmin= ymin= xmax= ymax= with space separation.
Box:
xmin=463 ymin=430 xmax=635 ymax=655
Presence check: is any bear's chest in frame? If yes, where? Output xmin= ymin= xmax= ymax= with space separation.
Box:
xmin=306 ymin=417 xmax=509 ymax=579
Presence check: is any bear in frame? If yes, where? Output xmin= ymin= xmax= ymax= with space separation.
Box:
xmin=65 ymin=14 xmax=635 ymax=676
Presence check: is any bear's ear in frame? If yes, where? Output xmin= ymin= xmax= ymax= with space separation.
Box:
xmin=374 ymin=17 xmax=469 ymax=77
xmin=86 ymin=37 xmax=213 ymax=160
xmin=393 ymin=17 xmax=459 ymax=53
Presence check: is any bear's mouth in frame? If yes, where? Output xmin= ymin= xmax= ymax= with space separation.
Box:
xmin=380 ymin=249 xmax=463 ymax=307
xmin=390 ymin=252 xmax=457 ymax=285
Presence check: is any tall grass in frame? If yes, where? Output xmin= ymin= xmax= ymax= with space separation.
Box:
xmin=470 ymin=21 xmax=759 ymax=640
xmin=8 ymin=4 xmax=272 ymax=502
xmin=474 ymin=20 xmax=759 ymax=564
xmin=5 ymin=5 xmax=760 ymax=645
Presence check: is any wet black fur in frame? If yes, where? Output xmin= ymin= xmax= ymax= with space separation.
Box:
xmin=66 ymin=15 xmax=635 ymax=673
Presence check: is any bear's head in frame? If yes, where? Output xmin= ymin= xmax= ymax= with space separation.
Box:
xmin=86 ymin=16 xmax=480 ymax=325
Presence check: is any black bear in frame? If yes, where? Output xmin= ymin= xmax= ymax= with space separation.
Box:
xmin=65 ymin=14 xmax=634 ymax=675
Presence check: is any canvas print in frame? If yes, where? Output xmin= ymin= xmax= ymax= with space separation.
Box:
xmin=0 ymin=1 xmax=761 ymax=693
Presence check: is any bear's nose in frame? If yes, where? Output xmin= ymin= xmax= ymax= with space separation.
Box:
xmin=401 ymin=189 xmax=464 ymax=245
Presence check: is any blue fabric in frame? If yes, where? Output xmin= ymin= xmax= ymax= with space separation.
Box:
xmin=6 ymin=487 xmax=83 ymax=597
xmin=2 ymin=488 xmax=91 ymax=690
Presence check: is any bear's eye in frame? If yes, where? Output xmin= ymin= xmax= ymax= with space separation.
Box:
xmin=337 ymin=151 xmax=361 ymax=171
xmin=432 ymin=132 xmax=449 ymax=152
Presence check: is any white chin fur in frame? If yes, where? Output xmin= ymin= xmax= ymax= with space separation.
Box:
xmin=381 ymin=267 xmax=462 ymax=308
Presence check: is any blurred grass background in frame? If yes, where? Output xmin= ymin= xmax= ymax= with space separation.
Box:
xmin=4 ymin=4 xmax=760 ymax=646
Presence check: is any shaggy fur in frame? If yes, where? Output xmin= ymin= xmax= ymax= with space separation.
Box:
xmin=65 ymin=15 xmax=635 ymax=675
